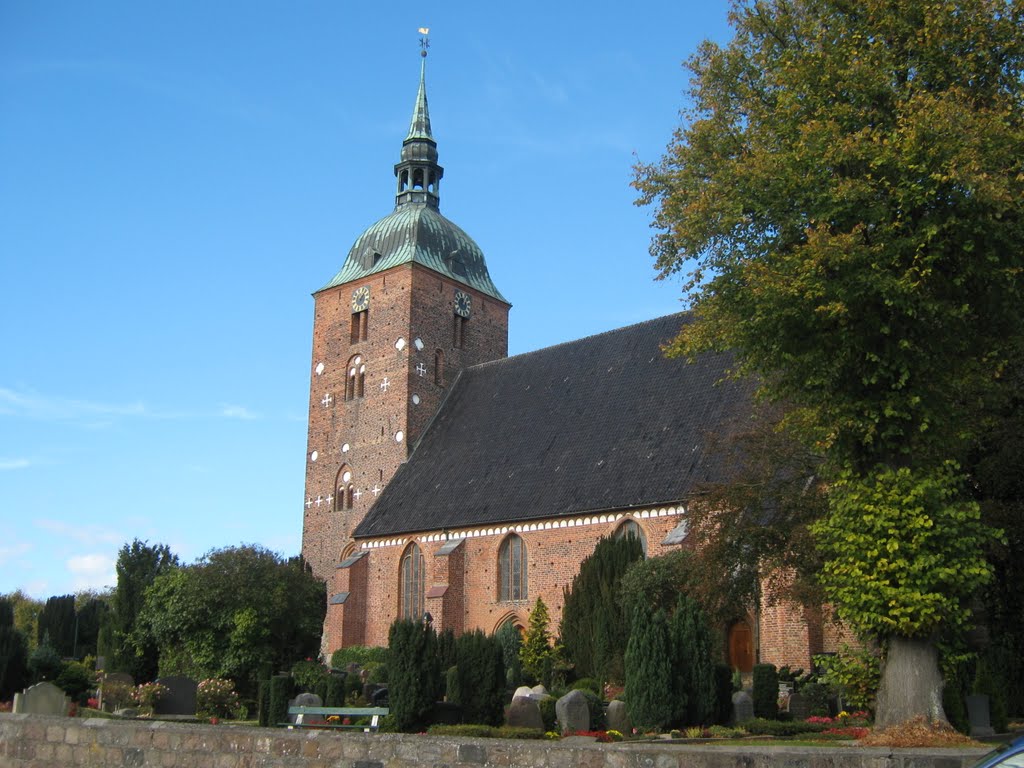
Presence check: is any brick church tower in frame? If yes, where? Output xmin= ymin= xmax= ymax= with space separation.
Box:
xmin=301 ymin=43 xmax=510 ymax=651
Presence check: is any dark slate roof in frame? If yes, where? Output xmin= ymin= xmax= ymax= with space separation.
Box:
xmin=353 ymin=312 xmax=754 ymax=539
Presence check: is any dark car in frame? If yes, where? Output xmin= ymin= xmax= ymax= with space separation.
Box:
xmin=971 ymin=735 xmax=1024 ymax=768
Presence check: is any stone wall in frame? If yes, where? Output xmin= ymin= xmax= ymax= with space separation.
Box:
xmin=0 ymin=714 xmax=989 ymax=768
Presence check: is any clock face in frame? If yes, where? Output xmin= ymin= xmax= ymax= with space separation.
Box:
xmin=351 ymin=286 xmax=370 ymax=313
xmin=454 ymin=289 xmax=471 ymax=318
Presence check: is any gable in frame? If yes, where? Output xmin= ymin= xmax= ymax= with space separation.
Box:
xmin=353 ymin=312 xmax=753 ymax=539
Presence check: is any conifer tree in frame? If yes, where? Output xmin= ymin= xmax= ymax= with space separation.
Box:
xmin=624 ymin=602 xmax=672 ymax=732
xmin=519 ymin=597 xmax=556 ymax=687
xmin=453 ymin=630 xmax=505 ymax=726
xmin=387 ymin=618 xmax=440 ymax=732
xmin=36 ymin=595 xmax=76 ymax=658
xmin=560 ymin=534 xmax=644 ymax=682
xmin=670 ymin=596 xmax=716 ymax=726
xmin=0 ymin=598 xmax=29 ymax=700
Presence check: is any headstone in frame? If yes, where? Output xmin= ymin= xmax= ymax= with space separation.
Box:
xmin=787 ymin=692 xmax=810 ymax=721
xmin=100 ymin=672 xmax=135 ymax=712
xmin=13 ymin=682 xmax=70 ymax=716
xmin=154 ymin=676 xmax=197 ymax=716
xmin=606 ymin=700 xmax=631 ymax=734
xmin=732 ymin=690 xmax=754 ymax=724
xmin=512 ymin=685 xmax=534 ymax=702
xmin=432 ymin=701 xmax=462 ymax=725
xmin=506 ymin=696 xmax=544 ymax=730
xmin=113 ymin=707 xmax=140 ymax=718
xmin=293 ymin=692 xmax=324 ymax=725
xmin=530 ymin=684 xmax=549 ymax=698
xmin=966 ymin=694 xmax=995 ymax=738
xmin=371 ymin=687 xmax=389 ymax=707
xmin=556 ymin=689 xmax=591 ymax=734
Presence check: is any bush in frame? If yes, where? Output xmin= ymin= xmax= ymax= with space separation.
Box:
xmin=268 ymin=675 xmax=294 ymax=726
xmin=578 ymin=688 xmax=605 ymax=730
xmin=453 ymin=631 xmax=506 ymax=726
xmin=321 ymin=673 xmax=346 ymax=707
xmin=739 ymin=717 xmax=827 ymax=736
xmin=28 ymin=643 xmax=62 ymax=683
xmin=801 ymin=681 xmax=832 ymax=716
xmin=197 ymin=678 xmax=240 ymax=719
xmin=257 ymin=678 xmax=271 ymax=726
xmin=427 ymin=723 xmax=550 ymax=739
xmin=496 ymin=622 xmax=523 ymax=689
xmin=814 ymin=646 xmax=880 ymax=711
xmin=571 ymin=678 xmax=601 ymax=696
xmin=56 ymin=660 xmax=95 ymax=704
xmin=291 ymin=659 xmax=328 ymax=693
xmin=329 ymin=646 xmax=388 ymax=669
xmin=100 ymin=679 xmax=135 ymax=711
xmin=624 ymin=603 xmax=672 ymax=731
xmin=363 ymin=661 xmax=387 ymax=684
xmin=134 ymin=682 xmax=168 ymax=715
xmin=714 ymin=664 xmax=733 ymax=725
xmin=752 ymin=664 xmax=778 ymax=719
xmin=539 ymin=696 xmax=557 ymax=731
xmin=388 ymin=618 xmax=440 ymax=732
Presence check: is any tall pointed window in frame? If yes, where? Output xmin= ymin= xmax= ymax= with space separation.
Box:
xmin=498 ymin=534 xmax=527 ymax=602
xmin=614 ymin=519 xmax=648 ymax=555
xmin=399 ymin=543 xmax=425 ymax=620
xmin=346 ymin=355 xmax=366 ymax=401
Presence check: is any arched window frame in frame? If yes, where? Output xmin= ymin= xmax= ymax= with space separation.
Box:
xmin=498 ymin=534 xmax=528 ymax=602
xmin=334 ymin=465 xmax=354 ymax=511
xmin=346 ymin=355 xmax=366 ymax=401
xmin=399 ymin=543 xmax=425 ymax=620
xmin=614 ymin=518 xmax=648 ymax=555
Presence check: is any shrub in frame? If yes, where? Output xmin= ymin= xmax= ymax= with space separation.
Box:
xmin=100 ymin=679 xmax=135 ymax=711
xmin=800 ymin=681 xmax=832 ymax=716
xmin=495 ymin=622 xmax=523 ymax=688
xmin=363 ymin=661 xmax=387 ymax=684
xmin=0 ymin=599 xmax=29 ymax=701
xmin=329 ymin=646 xmax=387 ymax=669
xmin=268 ymin=675 xmax=294 ymax=726
xmin=134 ymin=682 xmax=168 ymax=715
xmin=752 ymin=664 xmax=778 ymax=719
xmin=738 ymin=717 xmax=827 ymax=736
xmin=197 ymin=678 xmax=240 ymax=719
xmin=577 ymin=688 xmax=605 ymax=730
xmin=321 ymin=673 xmax=346 ymax=707
xmin=291 ymin=659 xmax=328 ymax=693
xmin=257 ymin=678 xmax=271 ymax=726
xmin=714 ymin=664 xmax=733 ymax=725
xmin=426 ymin=724 xmax=549 ymax=739
xmin=538 ymin=696 xmax=557 ymax=731
xmin=28 ymin=643 xmax=62 ymax=683
xmin=520 ymin=598 xmax=556 ymax=687
xmin=624 ymin=603 xmax=672 ymax=732
xmin=452 ymin=631 xmax=505 ymax=726
xmin=571 ymin=678 xmax=601 ymax=696
xmin=669 ymin=596 xmax=716 ymax=726
xmin=814 ymin=646 xmax=880 ymax=712
xmin=388 ymin=618 xmax=440 ymax=732
xmin=445 ymin=665 xmax=459 ymax=704
xmin=56 ymin=660 xmax=95 ymax=704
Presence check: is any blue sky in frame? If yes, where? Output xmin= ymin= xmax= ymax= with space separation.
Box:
xmin=0 ymin=1 xmax=733 ymax=599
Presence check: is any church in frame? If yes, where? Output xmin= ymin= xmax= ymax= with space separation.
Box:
xmin=300 ymin=47 xmax=839 ymax=673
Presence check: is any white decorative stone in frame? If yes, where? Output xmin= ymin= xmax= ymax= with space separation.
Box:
xmin=395 ymin=337 xmax=407 ymax=351
xmin=342 ymin=470 xmax=352 ymax=483
xmin=315 ymin=362 xmax=325 ymax=375
xmin=414 ymin=338 xmax=424 ymax=351
xmin=395 ymin=431 xmax=404 ymax=443
xmin=342 ymin=443 xmax=350 ymax=453
xmin=412 ymin=394 xmax=420 ymax=405
xmin=310 ymin=451 xmax=318 ymax=462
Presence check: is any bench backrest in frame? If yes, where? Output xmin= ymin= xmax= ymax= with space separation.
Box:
xmin=287 ymin=706 xmax=389 ymax=716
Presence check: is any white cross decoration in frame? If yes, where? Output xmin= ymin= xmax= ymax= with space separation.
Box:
xmin=371 ymin=484 xmax=382 ymax=497
xmin=325 ymin=493 xmax=333 ymax=507
xmin=380 ymin=377 xmax=391 ymax=392
xmin=315 ymin=495 xmax=323 ymax=507
xmin=305 ymin=498 xmax=312 ymax=509
xmin=415 ymin=362 xmax=427 ymax=377
xmin=353 ymin=488 xmax=363 ymax=501
xmin=321 ymin=393 xmax=333 ymax=407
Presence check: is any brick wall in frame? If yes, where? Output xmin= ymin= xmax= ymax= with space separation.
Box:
xmin=0 ymin=714 xmax=988 ymax=768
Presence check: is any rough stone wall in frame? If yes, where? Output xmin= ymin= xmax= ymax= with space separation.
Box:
xmin=302 ymin=262 xmax=509 ymax=653
xmin=0 ymin=714 xmax=989 ymax=768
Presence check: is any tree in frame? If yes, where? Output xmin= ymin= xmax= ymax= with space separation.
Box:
xmin=135 ymin=546 xmax=325 ymax=698
xmin=107 ymin=539 xmax=178 ymax=680
xmin=560 ymin=534 xmax=644 ymax=683
xmin=624 ymin=602 xmax=672 ymax=732
xmin=0 ymin=598 xmax=29 ymax=700
xmin=387 ymin=618 xmax=440 ymax=732
xmin=634 ymin=0 xmax=1024 ymax=727
xmin=3 ymin=591 xmax=42 ymax=653
xmin=452 ymin=630 xmax=506 ymax=726
xmin=669 ymin=596 xmax=717 ymax=727
xmin=74 ymin=594 xmax=110 ymax=660
xmin=36 ymin=595 xmax=76 ymax=658
xmin=519 ymin=597 xmax=556 ymax=687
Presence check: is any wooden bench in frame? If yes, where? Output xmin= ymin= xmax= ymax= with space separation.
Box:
xmin=284 ymin=706 xmax=389 ymax=733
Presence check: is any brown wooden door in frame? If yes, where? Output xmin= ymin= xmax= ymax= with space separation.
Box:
xmin=728 ymin=621 xmax=754 ymax=672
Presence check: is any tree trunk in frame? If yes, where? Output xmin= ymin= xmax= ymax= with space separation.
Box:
xmin=874 ymin=636 xmax=947 ymax=728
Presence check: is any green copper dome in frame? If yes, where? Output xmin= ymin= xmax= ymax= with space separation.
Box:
xmin=318 ymin=49 xmax=507 ymax=304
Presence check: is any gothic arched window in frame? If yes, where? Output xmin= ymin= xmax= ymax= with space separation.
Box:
xmin=498 ymin=534 xmax=527 ymax=602
xmin=399 ymin=543 xmax=425 ymax=620
xmin=346 ymin=355 xmax=366 ymax=401
xmin=614 ymin=519 xmax=648 ymax=555
xmin=334 ymin=465 xmax=354 ymax=511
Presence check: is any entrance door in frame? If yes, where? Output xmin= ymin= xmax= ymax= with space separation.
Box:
xmin=728 ymin=620 xmax=754 ymax=672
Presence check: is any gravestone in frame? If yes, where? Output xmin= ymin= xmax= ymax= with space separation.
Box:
xmin=506 ymin=696 xmax=544 ymax=730
xmin=966 ymin=694 xmax=995 ymax=738
xmin=371 ymin=687 xmax=389 ymax=707
xmin=100 ymin=672 xmax=135 ymax=712
xmin=292 ymin=692 xmax=324 ymax=725
xmin=556 ymin=689 xmax=590 ymax=734
xmin=512 ymin=686 xmax=534 ymax=701
xmin=606 ymin=700 xmax=631 ymax=734
xmin=431 ymin=701 xmax=462 ymax=725
xmin=530 ymin=684 xmax=549 ymax=698
xmin=13 ymin=682 xmax=70 ymax=716
xmin=732 ymin=690 xmax=754 ymax=724
xmin=154 ymin=676 xmax=197 ymax=716
xmin=787 ymin=692 xmax=810 ymax=721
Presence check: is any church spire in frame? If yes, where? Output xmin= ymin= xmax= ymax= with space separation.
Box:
xmin=394 ymin=28 xmax=444 ymax=209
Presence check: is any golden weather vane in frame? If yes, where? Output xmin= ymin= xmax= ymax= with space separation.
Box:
xmin=418 ymin=27 xmax=430 ymax=57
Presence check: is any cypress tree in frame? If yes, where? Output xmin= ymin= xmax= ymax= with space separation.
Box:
xmin=0 ymin=598 xmax=29 ymax=700
xmin=268 ymin=674 xmax=294 ymax=726
xmin=560 ymin=534 xmax=644 ymax=682
xmin=625 ymin=602 xmax=672 ymax=732
xmin=454 ymin=630 xmax=505 ymax=726
xmin=752 ymin=664 xmax=779 ymax=719
xmin=387 ymin=618 xmax=440 ymax=731
xmin=519 ymin=598 xmax=555 ymax=687
xmin=495 ymin=621 xmax=523 ymax=688
xmin=37 ymin=595 xmax=76 ymax=658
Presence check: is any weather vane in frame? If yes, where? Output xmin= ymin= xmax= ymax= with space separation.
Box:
xmin=418 ymin=27 xmax=430 ymax=57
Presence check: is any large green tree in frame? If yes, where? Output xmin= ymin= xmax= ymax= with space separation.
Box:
xmin=36 ymin=595 xmax=76 ymax=658
xmin=0 ymin=598 xmax=29 ymax=700
xmin=135 ymin=546 xmax=325 ymax=698
xmin=635 ymin=0 xmax=1024 ymax=727
xmin=106 ymin=539 xmax=178 ymax=680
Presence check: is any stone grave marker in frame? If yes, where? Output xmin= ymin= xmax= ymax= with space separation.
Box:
xmin=606 ymin=699 xmax=631 ymax=734
xmin=99 ymin=671 xmax=134 ymax=712
xmin=506 ymin=696 xmax=543 ymax=730
xmin=512 ymin=685 xmax=534 ymax=701
xmin=787 ymin=692 xmax=810 ymax=720
xmin=292 ymin=692 xmax=324 ymax=725
xmin=556 ymin=689 xmax=590 ymax=734
xmin=13 ymin=682 xmax=70 ymax=716
xmin=966 ymin=694 xmax=995 ymax=738
xmin=154 ymin=676 xmax=197 ymax=716
xmin=732 ymin=690 xmax=754 ymax=724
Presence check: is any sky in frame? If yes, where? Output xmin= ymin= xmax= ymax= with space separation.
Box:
xmin=0 ymin=1 xmax=735 ymax=600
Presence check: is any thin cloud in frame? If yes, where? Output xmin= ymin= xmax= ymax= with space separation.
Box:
xmin=0 ymin=458 xmax=30 ymax=470
xmin=221 ymin=405 xmax=259 ymax=420
xmin=35 ymin=519 xmax=123 ymax=546
xmin=67 ymin=553 xmax=116 ymax=592
xmin=0 ymin=541 xmax=31 ymax=566
xmin=0 ymin=386 xmax=147 ymax=421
